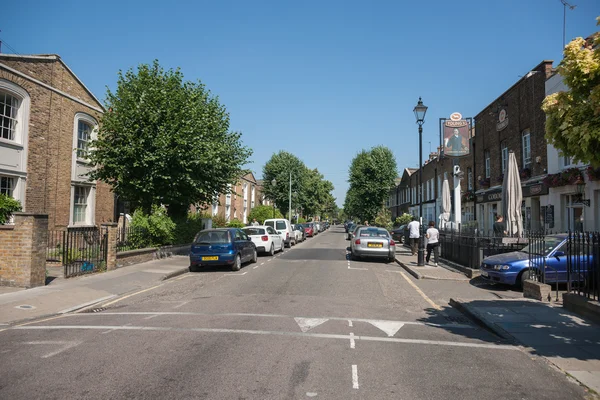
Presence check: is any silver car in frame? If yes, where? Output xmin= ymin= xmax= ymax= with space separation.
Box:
xmin=350 ymin=227 xmax=396 ymax=262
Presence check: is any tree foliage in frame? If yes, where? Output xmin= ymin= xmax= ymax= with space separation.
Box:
xmin=89 ymin=60 xmax=252 ymax=218
xmin=395 ymin=213 xmax=413 ymax=227
xmin=262 ymin=152 xmax=335 ymax=219
xmin=374 ymin=207 xmax=393 ymax=231
xmin=542 ymin=21 xmax=600 ymax=167
xmin=0 ymin=194 xmax=22 ymax=224
xmin=344 ymin=146 xmax=398 ymax=222
xmin=248 ymin=205 xmax=283 ymax=224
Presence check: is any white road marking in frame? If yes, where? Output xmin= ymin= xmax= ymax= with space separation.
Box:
xmin=348 ymin=265 xmax=368 ymax=270
xmin=386 ymin=270 xmax=403 ymax=273
xmin=349 ymin=332 xmax=356 ymax=349
xmin=348 ymin=320 xmax=353 ymax=327
xmin=352 ymin=365 xmax=359 ymax=389
xmin=172 ymin=301 xmax=189 ymax=309
xmin=306 ymin=392 xmax=318 ymax=397
xmin=398 ymin=271 xmax=442 ymax=310
xmin=225 ymin=271 xmax=248 ymax=276
xmin=144 ymin=314 xmax=159 ymax=320
xmin=59 ymin=295 xmax=117 ymax=314
xmin=24 ymin=341 xmax=82 ymax=358
xmin=368 ymin=320 xmax=405 ymax=337
xmin=63 ymin=312 xmax=474 ymax=329
xmin=260 ymin=262 xmax=265 ymax=265
xmin=15 ymin=326 xmax=517 ymax=350
xmin=267 ymin=259 xmax=273 ymax=262
xmin=102 ymin=285 xmax=163 ymax=307
xmin=295 ymin=317 xmax=329 ymax=333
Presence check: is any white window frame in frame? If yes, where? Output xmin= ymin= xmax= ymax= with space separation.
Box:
xmin=0 ymin=79 xmax=30 ymax=147
xmin=485 ymin=150 xmax=491 ymax=178
xmin=562 ymin=155 xmax=574 ymax=169
xmin=70 ymin=184 xmax=95 ymax=226
xmin=0 ymin=175 xmax=15 ymax=197
xmin=522 ymin=130 xmax=531 ymax=169
xmin=72 ymin=113 xmax=98 ymax=164
xmin=501 ymin=142 xmax=508 ymax=172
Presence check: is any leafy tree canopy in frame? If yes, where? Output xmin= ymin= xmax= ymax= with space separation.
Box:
xmin=89 ymin=60 xmax=252 ymax=218
xmin=542 ymin=20 xmax=600 ymax=167
xmin=248 ymin=205 xmax=283 ymax=224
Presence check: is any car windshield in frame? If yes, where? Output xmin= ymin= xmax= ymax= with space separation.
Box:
xmin=520 ymin=236 xmax=565 ymax=256
xmin=301 ymin=224 xmax=311 ymax=228
xmin=276 ymin=221 xmax=287 ymax=230
xmin=194 ymin=230 xmax=230 ymax=244
xmin=243 ymin=228 xmax=265 ymax=236
xmin=359 ymin=228 xmax=389 ymax=238
xmin=264 ymin=221 xmax=274 ymax=228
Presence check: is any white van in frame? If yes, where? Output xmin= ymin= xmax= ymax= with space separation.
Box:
xmin=264 ymin=218 xmax=295 ymax=247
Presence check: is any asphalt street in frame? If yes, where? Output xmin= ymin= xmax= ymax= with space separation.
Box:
xmin=0 ymin=226 xmax=590 ymax=399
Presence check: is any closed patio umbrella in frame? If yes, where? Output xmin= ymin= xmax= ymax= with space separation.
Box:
xmin=439 ymin=176 xmax=451 ymax=230
xmin=501 ymin=151 xmax=523 ymax=237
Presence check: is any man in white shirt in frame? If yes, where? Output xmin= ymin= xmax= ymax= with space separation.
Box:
xmin=425 ymin=221 xmax=440 ymax=266
xmin=251 ymin=218 xmax=259 ymax=226
xmin=407 ymin=217 xmax=420 ymax=256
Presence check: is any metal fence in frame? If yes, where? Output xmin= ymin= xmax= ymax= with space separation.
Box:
xmin=567 ymin=231 xmax=600 ymax=301
xmin=439 ymin=228 xmax=527 ymax=269
xmin=117 ymin=225 xmax=151 ymax=252
xmin=47 ymin=227 xmax=108 ymax=278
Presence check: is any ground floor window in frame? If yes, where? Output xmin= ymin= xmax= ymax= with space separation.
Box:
xmin=73 ymin=186 xmax=91 ymax=224
xmin=0 ymin=175 xmax=14 ymax=197
xmin=565 ymin=195 xmax=584 ymax=232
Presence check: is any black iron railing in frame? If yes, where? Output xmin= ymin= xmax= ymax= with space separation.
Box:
xmin=47 ymin=227 xmax=108 ymax=278
xmin=567 ymin=231 xmax=600 ymax=301
xmin=116 ymin=226 xmax=152 ymax=252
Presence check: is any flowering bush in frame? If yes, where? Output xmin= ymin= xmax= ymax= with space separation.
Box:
xmin=520 ymin=168 xmax=531 ymax=180
xmin=462 ymin=191 xmax=476 ymax=202
xmin=542 ymin=167 xmax=584 ymax=188
xmin=587 ymin=166 xmax=600 ymax=181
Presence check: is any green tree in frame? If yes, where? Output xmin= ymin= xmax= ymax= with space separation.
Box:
xmin=89 ymin=60 xmax=252 ymax=218
xmin=395 ymin=213 xmax=413 ymax=227
xmin=262 ymin=151 xmax=307 ymax=218
xmin=248 ymin=205 xmax=283 ymax=224
xmin=345 ymin=146 xmax=398 ymax=222
xmin=374 ymin=207 xmax=393 ymax=231
xmin=0 ymin=194 xmax=22 ymax=224
xmin=542 ymin=21 xmax=600 ymax=167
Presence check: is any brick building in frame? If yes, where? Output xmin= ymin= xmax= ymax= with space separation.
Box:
xmin=473 ymin=60 xmax=554 ymax=233
xmin=0 ymin=54 xmax=114 ymax=229
xmin=211 ymin=172 xmax=259 ymax=224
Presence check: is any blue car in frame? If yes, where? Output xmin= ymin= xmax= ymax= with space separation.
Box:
xmin=190 ymin=228 xmax=257 ymax=272
xmin=480 ymin=234 xmax=594 ymax=287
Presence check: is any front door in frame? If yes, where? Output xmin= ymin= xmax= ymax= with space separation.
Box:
xmin=566 ymin=195 xmax=584 ymax=232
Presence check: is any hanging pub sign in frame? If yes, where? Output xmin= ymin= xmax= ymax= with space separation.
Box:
xmin=496 ymin=109 xmax=509 ymax=131
xmin=439 ymin=112 xmax=472 ymax=158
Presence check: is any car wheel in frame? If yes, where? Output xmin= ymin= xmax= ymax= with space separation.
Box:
xmin=269 ymin=243 xmax=275 ymax=256
xmin=280 ymin=241 xmax=284 ymax=252
xmin=350 ymin=250 xmax=358 ymax=261
xmin=519 ymin=269 xmax=532 ymax=288
xmin=388 ymin=256 xmax=395 ymax=263
xmin=189 ymin=264 xmax=197 ymax=272
xmin=251 ymin=249 xmax=257 ymax=264
xmin=231 ymin=254 xmax=241 ymax=271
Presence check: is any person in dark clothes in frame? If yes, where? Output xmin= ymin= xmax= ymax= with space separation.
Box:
xmin=493 ymin=214 xmax=507 ymax=237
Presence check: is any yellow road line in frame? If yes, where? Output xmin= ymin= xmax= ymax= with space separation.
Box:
xmin=398 ymin=271 xmax=442 ymax=311
xmin=101 ymin=284 xmax=163 ymax=307
xmin=11 ymin=314 xmax=68 ymax=329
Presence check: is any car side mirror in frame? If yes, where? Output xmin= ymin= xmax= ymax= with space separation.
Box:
xmin=247 ymin=237 xmax=252 ymax=241
xmin=554 ymin=250 xmax=565 ymax=260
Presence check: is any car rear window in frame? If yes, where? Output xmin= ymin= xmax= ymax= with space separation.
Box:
xmin=264 ymin=221 xmax=275 ymax=228
xmin=276 ymin=221 xmax=287 ymax=230
xmin=243 ymin=228 xmax=265 ymax=236
xmin=194 ymin=230 xmax=230 ymax=244
xmin=360 ymin=228 xmax=389 ymax=238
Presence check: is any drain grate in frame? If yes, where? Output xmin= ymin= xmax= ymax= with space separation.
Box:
xmin=81 ymin=307 xmax=106 ymax=313
xmin=15 ymin=305 xmax=35 ymax=310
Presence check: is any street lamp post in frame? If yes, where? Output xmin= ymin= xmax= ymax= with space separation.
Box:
xmin=288 ymin=172 xmax=292 ymax=223
xmin=271 ymin=179 xmax=277 ymax=217
xmin=413 ymin=97 xmax=428 ymax=266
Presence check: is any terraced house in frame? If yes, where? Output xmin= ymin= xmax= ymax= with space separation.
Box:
xmin=0 ymin=54 xmax=114 ymax=229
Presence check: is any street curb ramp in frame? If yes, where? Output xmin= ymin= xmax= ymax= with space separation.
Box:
xmin=161 ymin=267 xmax=190 ymax=281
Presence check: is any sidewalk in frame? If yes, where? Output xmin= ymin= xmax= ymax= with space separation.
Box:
xmin=0 ymin=256 xmax=190 ymax=325
xmin=395 ymin=247 xmax=470 ymax=281
xmin=451 ymin=297 xmax=600 ymax=394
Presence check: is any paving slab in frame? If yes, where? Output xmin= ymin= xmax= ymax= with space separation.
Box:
xmin=395 ymin=250 xmax=470 ymax=281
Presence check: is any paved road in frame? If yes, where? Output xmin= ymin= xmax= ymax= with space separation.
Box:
xmin=0 ymin=226 xmax=590 ymax=399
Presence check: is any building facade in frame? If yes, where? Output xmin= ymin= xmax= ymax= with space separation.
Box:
xmin=211 ymin=172 xmax=259 ymax=224
xmin=0 ymin=54 xmax=114 ymax=229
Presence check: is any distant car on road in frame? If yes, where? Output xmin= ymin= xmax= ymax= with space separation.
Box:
xmin=480 ymin=234 xmax=595 ymax=287
xmin=190 ymin=228 xmax=257 ymax=272
xmin=390 ymin=225 xmax=407 ymax=244
xmin=350 ymin=226 xmax=396 ymax=262
xmin=291 ymin=224 xmax=306 ymax=243
xmin=264 ymin=218 xmax=295 ymax=247
xmin=302 ymin=223 xmax=315 ymax=237
xmin=241 ymin=226 xmax=284 ymax=256
xmin=345 ymin=223 xmax=357 ymax=240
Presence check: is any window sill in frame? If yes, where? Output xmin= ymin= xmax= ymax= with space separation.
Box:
xmin=68 ymin=224 xmax=96 ymax=229
xmin=0 ymin=138 xmax=24 ymax=150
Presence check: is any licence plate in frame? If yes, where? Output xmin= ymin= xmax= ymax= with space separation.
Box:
xmin=481 ymin=271 xmax=488 ymax=277
xmin=202 ymin=256 xmax=219 ymax=261
xmin=367 ymin=243 xmax=383 ymax=248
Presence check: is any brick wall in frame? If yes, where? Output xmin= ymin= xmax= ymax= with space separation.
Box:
xmin=0 ymin=56 xmax=114 ymax=229
xmin=0 ymin=213 xmax=48 ymax=288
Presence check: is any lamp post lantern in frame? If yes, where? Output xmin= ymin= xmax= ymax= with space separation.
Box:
xmin=413 ymin=97 xmax=428 ymax=266
xmin=271 ymin=179 xmax=277 ymax=217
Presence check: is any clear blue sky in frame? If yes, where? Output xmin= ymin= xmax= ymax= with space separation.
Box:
xmin=2 ymin=0 xmax=598 ymax=207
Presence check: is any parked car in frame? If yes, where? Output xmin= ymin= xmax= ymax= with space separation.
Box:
xmin=291 ymin=224 xmax=305 ymax=243
xmin=480 ymin=234 xmax=594 ymax=287
xmin=190 ymin=228 xmax=257 ymax=271
xmin=345 ymin=223 xmax=356 ymax=240
xmin=390 ymin=225 xmax=407 ymax=244
xmin=241 ymin=226 xmax=284 ymax=256
xmin=302 ymin=223 xmax=315 ymax=237
xmin=314 ymin=222 xmax=321 ymax=233
xmin=350 ymin=226 xmax=396 ymax=262
xmin=264 ymin=218 xmax=295 ymax=247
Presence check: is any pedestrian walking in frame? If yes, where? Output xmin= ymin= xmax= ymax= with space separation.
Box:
xmin=407 ymin=216 xmax=420 ymax=256
xmin=425 ymin=221 xmax=439 ymax=266
xmin=493 ymin=215 xmax=507 ymax=237
xmin=251 ymin=218 xmax=259 ymax=226
xmin=364 ymin=220 xmax=369 ymax=226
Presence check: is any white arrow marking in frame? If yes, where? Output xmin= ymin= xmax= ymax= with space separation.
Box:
xmin=294 ymin=317 xmax=329 ymax=333
xmin=24 ymin=341 xmax=82 ymax=358
xmin=368 ymin=320 xmax=405 ymax=337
